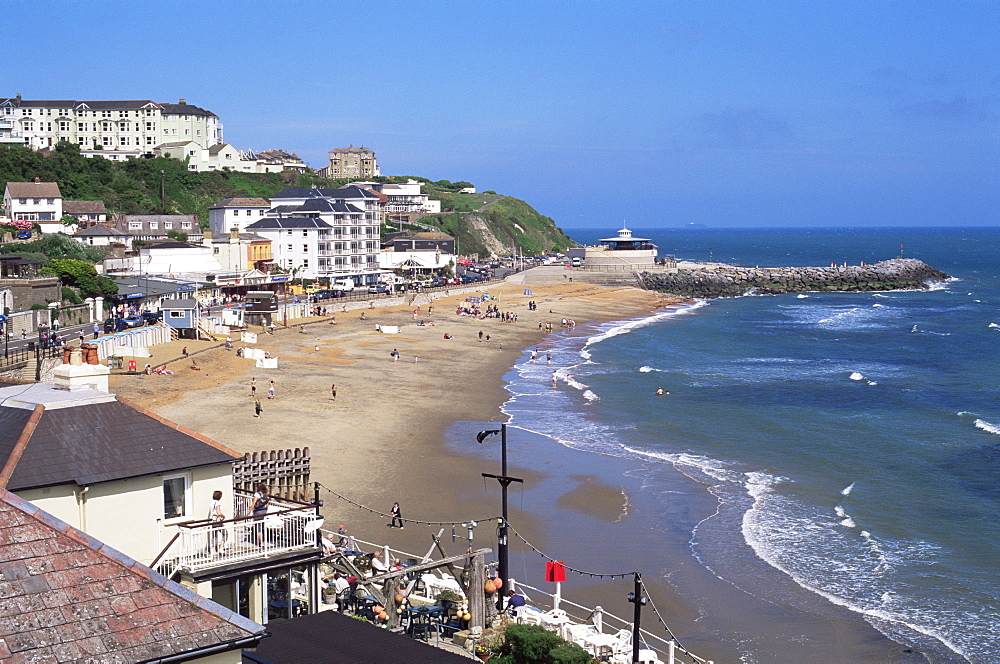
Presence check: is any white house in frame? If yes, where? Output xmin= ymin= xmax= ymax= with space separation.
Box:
xmin=137 ymin=240 xmax=224 ymax=276
xmin=2 ymin=179 xmax=63 ymax=233
xmin=72 ymin=222 xmax=132 ymax=247
xmin=209 ymin=196 xmax=271 ymax=235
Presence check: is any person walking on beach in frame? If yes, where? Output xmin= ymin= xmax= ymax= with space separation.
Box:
xmin=331 ymin=384 xmax=337 ymax=401
xmin=253 ymin=398 xmax=262 ymax=417
xmin=531 ymin=348 xmax=538 ymax=363
xmin=391 ymin=348 xmax=400 ymax=362
xmin=390 ymin=502 xmax=404 ymax=528
xmin=251 ymin=377 xmax=257 ymax=397
xmin=267 ymin=379 xmax=275 ymax=399
xmin=478 ymin=330 xmax=484 ymax=342
xmin=182 ymin=346 xmax=189 ymax=358
xmin=92 ymin=322 xmax=99 ymax=339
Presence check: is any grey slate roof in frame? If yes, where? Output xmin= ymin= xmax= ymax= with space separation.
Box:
xmin=72 ymin=223 xmax=129 ymax=238
xmin=270 ymin=185 xmax=377 ymax=201
xmin=245 ymin=217 xmax=333 ymax=230
xmin=62 ymin=199 xmax=108 ymax=215
xmin=0 ymin=390 xmax=240 ymax=491
xmin=0 ymin=487 xmax=265 ymax=662
xmin=5 ymin=181 xmax=62 ymax=198
xmin=245 ymin=609 xmax=468 ymax=664
xmin=210 ymin=197 xmax=270 ymax=209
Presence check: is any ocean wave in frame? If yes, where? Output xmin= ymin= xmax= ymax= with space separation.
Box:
xmin=581 ymin=300 xmax=709 ymax=352
xmin=638 ymin=365 xmax=656 ymax=373
xmin=989 ymin=323 xmax=999 ymax=330
xmin=797 ymin=294 xmax=809 ymax=298
xmin=974 ymin=419 xmax=1000 ymax=436
xmin=582 ymin=390 xmax=599 ymax=401
xmin=850 ymin=372 xmax=866 ymax=381
xmin=841 ymin=482 xmax=855 ymax=496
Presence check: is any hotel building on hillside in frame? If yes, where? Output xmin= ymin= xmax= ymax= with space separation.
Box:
xmin=327 ymin=145 xmax=379 ymax=178
xmin=0 ymin=95 xmax=222 ymax=152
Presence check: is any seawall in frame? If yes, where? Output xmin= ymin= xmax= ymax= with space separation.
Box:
xmin=641 ymin=258 xmax=949 ymax=298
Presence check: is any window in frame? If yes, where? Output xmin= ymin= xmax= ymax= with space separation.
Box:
xmin=162 ymin=474 xmax=189 ymax=519
xmin=77 ymin=123 xmax=85 ymax=131
xmin=146 ymin=122 xmax=154 ymax=131
xmin=128 ymin=222 xmax=142 ymax=230
xmin=33 ymin=199 xmax=40 ymax=205
xmin=18 ymin=198 xmax=25 ymax=205
xmin=59 ymin=121 xmax=69 ymax=131
xmin=181 ymin=221 xmax=191 ymax=229
xmin=303 ymin=259 xmax=309 ymax=268
xmin=302 ymin=230 xmax=308 ymax=237
xmin=45 ymin=198 xmax=53 ymax=205
xmin=22 ymin=122 xmax=33 ymax=131
xmin=287 ymin=244 xmax=293 ymax=251
xmin=163 ymin=128 xmax=169 ymax=134
xmin=286 ymin=230 xmax=292 ymax=236
xmin=169 ymin=310 xmax=185 ymax=318
xmin=302 ymin=244 xmax=308 ymax=253
xmin=149 ymin=222 xmax=158 ymax=230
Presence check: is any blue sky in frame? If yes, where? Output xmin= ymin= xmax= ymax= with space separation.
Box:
xmin=8 ymin=1 xmax=998 ymax=228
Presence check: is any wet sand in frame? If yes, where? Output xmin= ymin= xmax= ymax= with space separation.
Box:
xmin=110 ymin=278 xmax=922 ymax=663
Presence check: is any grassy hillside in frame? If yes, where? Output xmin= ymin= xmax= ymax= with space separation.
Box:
xmin=0 ymin=143 xmax=574 ymax=256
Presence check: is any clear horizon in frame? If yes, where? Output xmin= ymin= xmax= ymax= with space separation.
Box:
xmin=6 ymin=1 xmax=998 ymax=229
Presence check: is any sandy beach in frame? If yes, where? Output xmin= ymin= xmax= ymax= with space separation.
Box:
xmin=110 ymin=277 xmax=921 ymax=663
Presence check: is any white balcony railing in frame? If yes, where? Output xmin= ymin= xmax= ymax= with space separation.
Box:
xmin=152 ymin=493 xmax=322 ymax=579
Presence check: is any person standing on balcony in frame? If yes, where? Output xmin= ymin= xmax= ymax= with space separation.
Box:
xmin=250 ymin=483 xmax=270 ymax=546
xmin=209 ymin=490 xmax=227 ymax=554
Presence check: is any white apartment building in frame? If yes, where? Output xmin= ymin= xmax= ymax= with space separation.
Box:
xmin=0 ymin=95 xmax=222 ymax=152
xmin=247 ymin=187 xmax=383 ymax=283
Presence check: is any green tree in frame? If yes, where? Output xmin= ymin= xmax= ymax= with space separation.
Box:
xmin=166 ymin=229 xmax=189 ymax=242
xmin=44 ymin=258 xmax=117 ymax=298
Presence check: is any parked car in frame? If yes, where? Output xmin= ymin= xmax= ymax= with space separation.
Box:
xmin=16 ymin=229 xmax=32 ymax=240
xmin=367 ymin=283 xmax=390 ymax=294
xmin=123 ymin=315 xmax=145 ymax=328
xmin=140 ymin=311 xmax=162 ymax=324
xmin=312 ymin=289 xmax=345 ymax=300
xmin=103 ymin=318 xmax=126 ymax=333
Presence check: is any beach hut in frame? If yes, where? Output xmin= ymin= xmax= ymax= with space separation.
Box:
xmin=161 ymin=298 xmax=199 ymax=339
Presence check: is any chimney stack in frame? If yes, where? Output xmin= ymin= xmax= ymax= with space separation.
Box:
xmin=179 ymin=98 xmax=186 ymax=105
xmin=33 ymin=177 xmax=40 ymax=184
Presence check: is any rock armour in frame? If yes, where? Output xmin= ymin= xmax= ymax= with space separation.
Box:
xmin=641 ymin=258 xmax=949 ymax=298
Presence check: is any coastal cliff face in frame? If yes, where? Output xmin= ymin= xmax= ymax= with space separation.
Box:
xmin=641 ymin=258 xmax=950 ymax=298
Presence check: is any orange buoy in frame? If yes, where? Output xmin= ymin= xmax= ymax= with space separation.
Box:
xmin=493 ymin=577 xmax=503 ymax=590
xmin=484 ymin=579 xmax=496 ymax=594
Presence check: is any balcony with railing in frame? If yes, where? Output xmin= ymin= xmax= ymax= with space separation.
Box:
xmin=152 ymin=490 xmax=323 ymax=580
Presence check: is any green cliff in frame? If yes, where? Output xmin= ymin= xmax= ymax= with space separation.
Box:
xmin=0 ymin=143 xmax=573 ymax=257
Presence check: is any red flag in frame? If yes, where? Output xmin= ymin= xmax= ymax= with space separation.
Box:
xmin=545 ymin=561 xmax=567 ymax=583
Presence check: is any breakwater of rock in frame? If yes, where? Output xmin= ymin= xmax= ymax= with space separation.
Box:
xmin=641 ymin=258 xmax=950 ymax=298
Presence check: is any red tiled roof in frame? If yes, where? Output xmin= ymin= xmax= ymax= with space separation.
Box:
xmin=0 ymin=488 xmax=265 ymax=662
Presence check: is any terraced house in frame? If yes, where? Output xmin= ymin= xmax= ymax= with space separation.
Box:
xmin=0 ymin=94 xmax=223 ymax=152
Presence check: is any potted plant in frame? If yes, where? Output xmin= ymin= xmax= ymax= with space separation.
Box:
xmin=474 ymin=641 xmax=492 ymax=662
xmin=435 ymin=589 xmax=462 ymax=612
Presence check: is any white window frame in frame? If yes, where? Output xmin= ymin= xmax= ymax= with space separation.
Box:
xmin=162 ymin=472 xmax=191 ymax=521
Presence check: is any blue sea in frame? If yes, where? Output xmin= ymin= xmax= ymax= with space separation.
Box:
xmin=465 ymin=228 xmax=1000 ymax=663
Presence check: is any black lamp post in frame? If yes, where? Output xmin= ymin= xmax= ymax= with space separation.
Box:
xmin=477 ymin=423 xmax=522 ymax=613
xmin=627 ymin=572 xmax=647 ymax=664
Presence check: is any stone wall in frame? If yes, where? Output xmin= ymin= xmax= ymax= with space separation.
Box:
xmin=641 ymin=258 xmax=949 ymax=298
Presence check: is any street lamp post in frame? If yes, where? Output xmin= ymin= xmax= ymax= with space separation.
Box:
xmin=627 ymin=572 xmax=647 ymax=664
xmin=477 ymin=423 xmax=523 ymax=613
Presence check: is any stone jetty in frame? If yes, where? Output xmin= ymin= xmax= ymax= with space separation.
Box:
xmin=641 ymin=258 xmax=950 ymax=299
